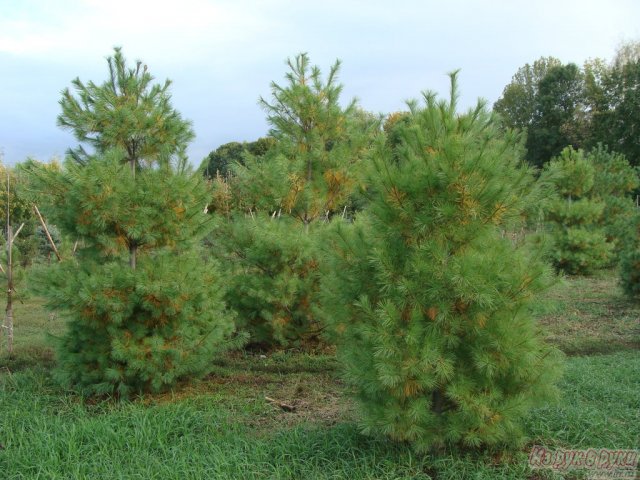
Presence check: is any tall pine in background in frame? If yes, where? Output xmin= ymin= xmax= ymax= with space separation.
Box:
xmin=209 ymin=53 xmax=377 ymax=346
xmin=320 ymin=74 xmax=563 ymax=450
xmin=30 ymin=48 xmax=236 ymax=397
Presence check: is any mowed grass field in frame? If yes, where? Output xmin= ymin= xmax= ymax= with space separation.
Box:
xmin=1 ymin=272 xmax=639 ymax=479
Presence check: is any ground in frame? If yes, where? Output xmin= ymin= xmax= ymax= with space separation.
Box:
xmin=0 ymin=271 xmax=639 ymax=479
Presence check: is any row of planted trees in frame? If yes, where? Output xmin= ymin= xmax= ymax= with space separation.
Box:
xmin=9 ymin=48 xmax=640 ymax=452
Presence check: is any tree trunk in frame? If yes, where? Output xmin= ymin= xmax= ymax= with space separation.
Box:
xmin=432 ymin=388 xmax=445 ymax=416
xmin=129 ymin=245 xmax=137 ymax=269
xmin=129 ymin=157 xmax=137 ymax=270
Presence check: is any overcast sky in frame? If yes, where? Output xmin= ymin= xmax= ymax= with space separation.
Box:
xmin=0 ymin=0 xmax=638 ymax=166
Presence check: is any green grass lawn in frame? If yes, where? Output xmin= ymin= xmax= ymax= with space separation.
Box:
xmin=1 ymin=272 xmax=639 ymax=479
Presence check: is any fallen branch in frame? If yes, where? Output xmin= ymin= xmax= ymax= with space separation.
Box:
xmin=264 ymin=396 xmax=296 ymax=412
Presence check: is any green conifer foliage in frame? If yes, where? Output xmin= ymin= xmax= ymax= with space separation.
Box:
xmin=541 ymin=147 xmax=614 ymax=274
xmin=58 ymin=47 xmax=193 ymax=169
xmin=30 ymin=50 xmax=235 ymax=397
xmin=620 ymin=225 xmax=640 ymax=299
xmin=587 ymin=145 xmax=639 ymax=259
xmin=212 ymin=214 xmax=318 ymax=345
xmin=602 ymin=147 xmax=640 ymax=297
xmin=320 ymin=74 xmax=563 ymax=450
xmin=210 ymin=54 xmax=376 ymax=346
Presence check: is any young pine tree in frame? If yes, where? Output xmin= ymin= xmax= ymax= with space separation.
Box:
xmin=608 ymin=149 xmax=640 ymax=296
xmin=587 ymin=145 xmax=639 ymax=260
xmin=619 ymin=220 xmax=640 ymax=299
xmin=541 ymin=147 xmax=614 ymax=275
xmin=30 ymin=49 xmax=236 ymax=397
xmin=210 ymin=53 xmax=377 ymax=346
xmin=320 ymin=74 xmax=563 ymax=451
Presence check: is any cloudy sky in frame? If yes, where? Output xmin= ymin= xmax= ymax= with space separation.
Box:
xmin=0 ymin=0 xmax=638 ymax=166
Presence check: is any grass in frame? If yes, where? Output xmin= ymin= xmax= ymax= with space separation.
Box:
xmin=0 ymin=297 xmax=65 ymax=371
xmin=537 ymin=271 xmax=640 ymax=355
xmin=0 ymin=271 xmax=639 ymax=479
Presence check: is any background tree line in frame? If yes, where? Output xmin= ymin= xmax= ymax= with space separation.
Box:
xmin=493 ymin=40 xmax=640 ymax=168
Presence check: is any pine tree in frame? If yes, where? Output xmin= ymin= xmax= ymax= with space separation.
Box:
xmin=29 ymin=49 xmax=236 ymax=397
xmin=320 ymin=74 xmax=563 ymax=451
xmin=619 ymin=221 xmax=640 ymax=299
xmin=212 ymin=213 xmax=319 ymax=345
xmin=209 ymin=53 xmax=377 ymax=346
xmin=587 ymin=145 xmax=639 ymax=260
xmin=602 ymin=147 xmax=640 ymax=297
xmin=541 ymin=147 xmax=614 ymax=274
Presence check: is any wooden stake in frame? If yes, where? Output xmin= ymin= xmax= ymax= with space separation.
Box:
xmin=4 ymin=170 xmax=13 ymax=357
xmin=33 ymin=205 xmax=61 ymax=261
xmin=6 ymin=224 xmax=13 ymax=357
xmin=11 ymin=223 xmax=24 ymax=243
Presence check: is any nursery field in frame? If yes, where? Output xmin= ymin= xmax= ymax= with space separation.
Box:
xmin=0 ymin=271 xmax=639 ymax=480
